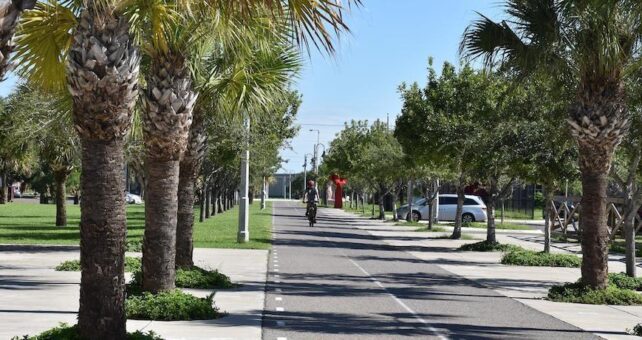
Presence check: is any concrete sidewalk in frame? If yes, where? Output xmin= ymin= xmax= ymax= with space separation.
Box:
xmin=336 ymin=210 xmax=642 ymax=340
xmin=0 ymin=245 xmax=267 ymax=340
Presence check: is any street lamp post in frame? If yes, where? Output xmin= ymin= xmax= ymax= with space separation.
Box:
xmin=237 ymin=115 xmax=250 ymax=243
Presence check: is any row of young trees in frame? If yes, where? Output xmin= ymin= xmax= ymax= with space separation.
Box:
xmin=0 ymin=0 xmax=360 ymax=338
xmin=324 ymin=0 xmax=642 ymax=293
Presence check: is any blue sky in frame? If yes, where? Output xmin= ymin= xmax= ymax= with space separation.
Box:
xmin=281 ymin=0 xmax=503 ymax=173
xmin=0 ymin=0 xmax=504 ymax=173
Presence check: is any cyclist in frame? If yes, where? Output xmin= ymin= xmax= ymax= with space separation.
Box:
xmin=303 ymin=180 xmax=320 ymax=223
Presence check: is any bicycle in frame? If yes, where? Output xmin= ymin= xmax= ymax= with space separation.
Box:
xmin=307 ymin=202 xmax=317 ymax=227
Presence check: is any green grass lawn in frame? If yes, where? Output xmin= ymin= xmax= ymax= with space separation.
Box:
xmin=500 ymin=208 xmax=544 ymax=220
xmin=0 ymin=202 xmax=272 ymax=249
xmin=343 ymin=203 xmax=395 ymax=220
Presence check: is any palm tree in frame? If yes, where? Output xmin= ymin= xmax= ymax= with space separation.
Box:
xmin=461 ymin=0 xmax=642 ymax=289
xmin=14 ymin=0 xmax=359 ymax=336
xmin=176 ymin=25 xmax=301 ymax=267
xmin=0 ymin=0 xmax=35 ymax=79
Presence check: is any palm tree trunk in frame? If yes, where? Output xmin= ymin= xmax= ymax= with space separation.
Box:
xmin=579 ymin=171 xmax=610 ymax=289
xmin=67 ymin=5 xmax=139 ymax=338
xmin=77 ymin=140 xmax=127 ymax=339
xmin=0 ymin=0 xmax=36 ymax=79
xmin=142 ymin=159 xmax=179 ymax=292
xmin=53 ymin=170 xmax=69 ymax=227
xmin=176 ymin=162 xmax=196 ymax=268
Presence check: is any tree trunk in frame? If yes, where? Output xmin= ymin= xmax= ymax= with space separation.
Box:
xmin=77 ymin=140 xmax=127 ymax=339
xmin=199 ymin=184 xmax=205 ymax=223
xmin=486 ymin=178 xmax=498 ymax=243
xmin=579 ymin=171 xmax=610 ymax=289
xmin=451 ymin=184 xmax=465 ymax=239
xmin=211 ymin=188 xmax=217 ymax=216
xmin=205 ymin=184 xmax=211 ymax=218
xmin=543 ymin=187 xmax=554 ymax=253
xmin=68 ymin=3 xmax=139 ymax=337
xmin=0 ymin=173 xmax=6 ymax=204
xmin=142 ymin=159 xmax=179 ymax=293
xmin=624 ymin=215 xmax=636 ymax=277
xmin=176 ymin=163 xmax=196 ymax=268
xmin=54 ymin=170 xmax=69 ymax=227
xmin=428 ymin=203 xmax=433 ymax=230
xmin=0 ymin=0 xmax=36 ymax=79
xmin=378 ymin=189 xmax=386 ymax=220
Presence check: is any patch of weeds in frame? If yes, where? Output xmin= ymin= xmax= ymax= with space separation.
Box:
xmin=548 ymin=281 xmax=642 ymax=305
xmin=609 ymin=273 xmax=642 ymax=291
xmin=11 ymin=323 xmax=162 ymax=340
xmin=126 ymin=290 xmax=220 ymax=320
xmin=501 ymin=249 xmax=581 ymax=267
xmin=176 ymin=266 xmax=234 ymax=289
xmin=126 ymin=239 xmax=143 ymax=252
xmin=415 ymin=226 xmax=447 ymax=232
xmin=56 ymin=257 xmax=141 ymax=272
xmin=628 ymin=323 xmax=642 ymax=336
xmin=459 ymin=241 xmax=519 ymax=252
xmin=429 ymin=233 xmax=476 ymax=240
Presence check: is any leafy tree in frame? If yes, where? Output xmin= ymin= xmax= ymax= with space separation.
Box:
xmin=461 ymin=0 xmax=642 ymax=289
xmin=396 ymin=61 xmax=489 ymax=238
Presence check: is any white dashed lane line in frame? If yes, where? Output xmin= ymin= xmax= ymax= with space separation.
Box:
xmin=276 ymin=307 xmax=284 ymax=312
xmin=275 ymin=297 xmax=283 ymax=301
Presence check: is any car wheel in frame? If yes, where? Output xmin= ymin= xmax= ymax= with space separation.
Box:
xmin=411 ymin=211 xmax=421 ymax=222
xmin=462 ymin=213 xmax=475 ymax=223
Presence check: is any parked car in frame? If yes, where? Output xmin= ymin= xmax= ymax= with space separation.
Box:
xmin=396 ymin=194 xmax=487 ymax=223
xmin=125 ymin=192 xmax=143 ymax=204
xmin=12 ymin=187 xmax=21 ymax=198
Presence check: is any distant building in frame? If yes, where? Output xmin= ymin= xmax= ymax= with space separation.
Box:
xmin=268 ymin=173 xmax=293 ymax=199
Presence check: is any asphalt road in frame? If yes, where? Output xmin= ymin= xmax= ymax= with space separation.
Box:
xmin=262 ymin=201 xmax=599 ymax=340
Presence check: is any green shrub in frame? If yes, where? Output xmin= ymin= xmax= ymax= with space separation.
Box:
xmin=501 ymin=249 xmax=581 ymax=267
xmin=126 ymin=290 xmax=220 ymax=320
xmin=11 ymin=323 xmax=162 ymax=340
xmin=629 ymin=323 xmax=642 ymax=336
xmin=127 ymin=239 xmax=143 ymax=252
xmin=548 ymin=281 xmax=642 ymax=305
xmin=609 ymin=273 xmax=642 ymax=291
xmin=610 ymin=242 xmax=642 ymax=257
xmin=54 ymin=260 xmax=81 ymax=271
xmin=176 ymin=266 xmax=234 ymax=289
xmin=56 ymin=257 xmax=141 ymax=272
xmin=459 ymin=241 xmax=518 ymax=252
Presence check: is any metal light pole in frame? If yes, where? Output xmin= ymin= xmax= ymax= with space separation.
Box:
xmin=288 ymin=173 xmax=292 ymax=200
xmin=309 ymin=129 xmax=320 ymax=175
xmin=237 ymin=115 xmax=250 ymax=243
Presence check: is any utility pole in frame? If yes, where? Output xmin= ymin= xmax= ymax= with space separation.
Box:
xmin=288 ymin=173 xmax=292 ymax=200
xmin=303 ymin=155 xmax=308 ymax=191
xmin=310 ymin=129 xmax=320 ymax=175
xmin=237 ymin=116 xmax=250 ymax=243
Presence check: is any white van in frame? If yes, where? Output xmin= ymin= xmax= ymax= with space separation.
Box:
xmin=396 ymin=194 xmax=487 ymax=223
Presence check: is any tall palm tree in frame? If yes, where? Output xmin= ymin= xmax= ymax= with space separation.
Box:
xmin=14 ymin=0 xmax=360 ymax=336
xmin=461 ymin=0 xmax=642 ymax=289
xmin=0 ymin=0 xmax=35 ymax=79
xmin=176 ymin=24 xmax=301 ymax=267
xmin=15 ymin=0 xmax=139 ymax=337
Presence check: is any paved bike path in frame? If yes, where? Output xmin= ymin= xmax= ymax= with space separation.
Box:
xmin=262 ymin=201 xmax=598 ymax=339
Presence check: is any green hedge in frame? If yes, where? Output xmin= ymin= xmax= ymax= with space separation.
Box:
xmin=11 ymin=323 xmax=162 ymax=340
xmin=548 ymin=281 xmax=642 ymax=305
xmin=501 ymin=249 xmax=581 ymax=267
xmin=56 ymin=257 xmax=141 ymax=272
xmin=176 ymin=266 xmax=234 ymax=289
xmin=126 ymin=290 xmax=220 ymax=321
